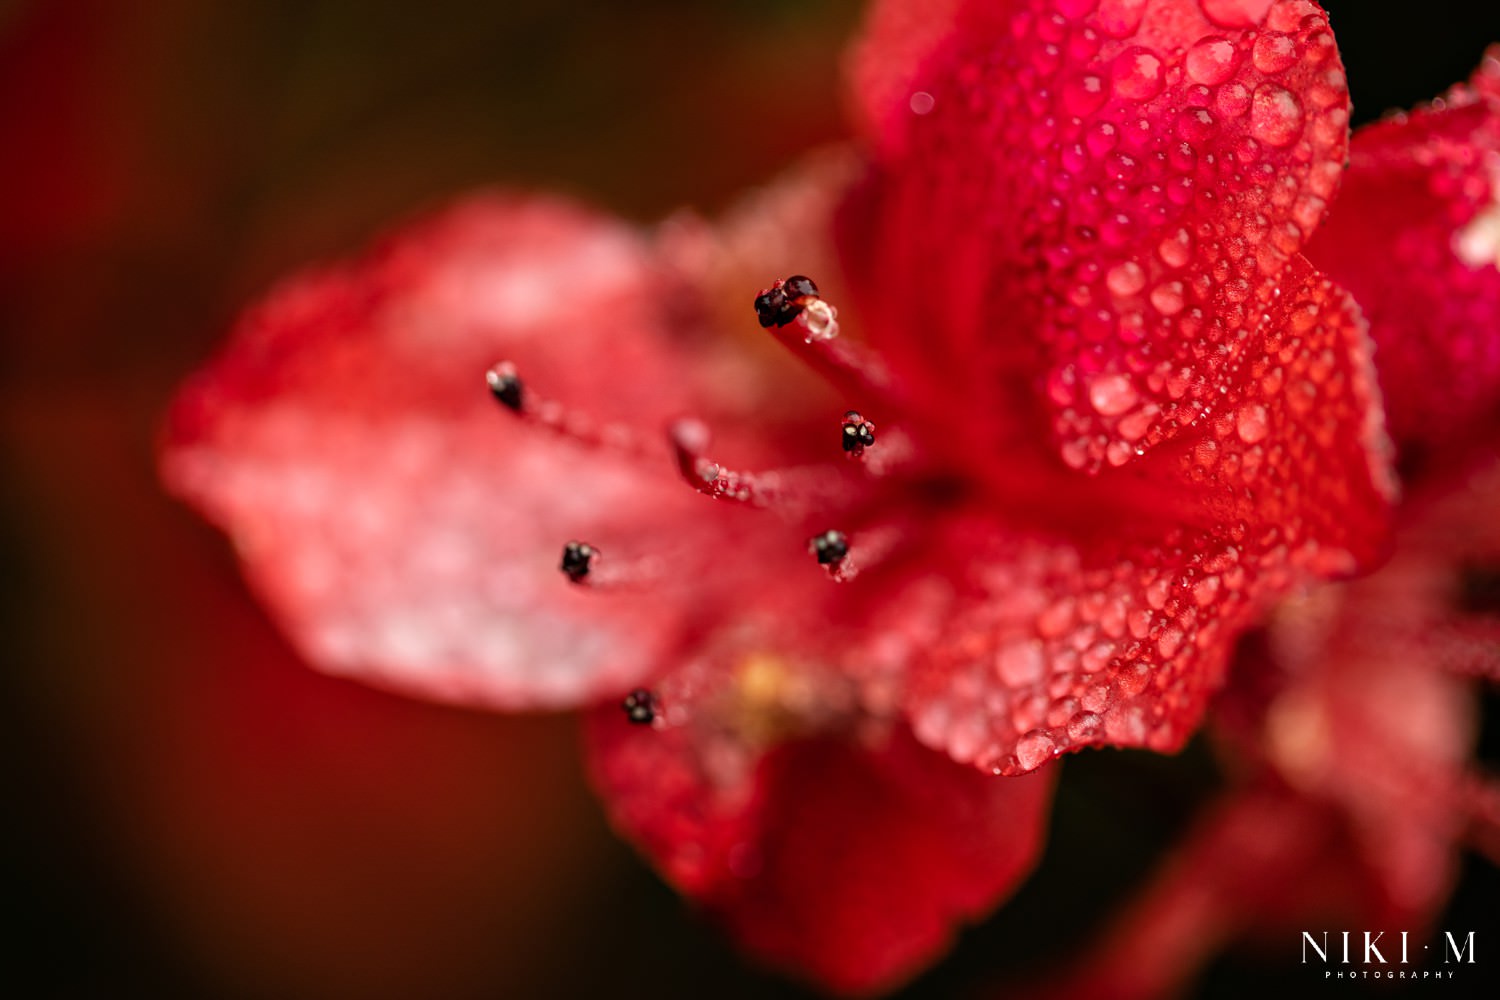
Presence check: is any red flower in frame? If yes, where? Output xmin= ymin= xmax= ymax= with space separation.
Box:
xmin=161 ymin=1 xmax=1402 ymax=993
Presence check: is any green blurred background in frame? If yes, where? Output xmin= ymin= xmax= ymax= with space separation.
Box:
xmin=2 ymin=1 xmax=1498 ymax=997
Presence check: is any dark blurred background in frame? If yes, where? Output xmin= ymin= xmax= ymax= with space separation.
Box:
xmin=3 ymin=1 xmax=1498 ymax=997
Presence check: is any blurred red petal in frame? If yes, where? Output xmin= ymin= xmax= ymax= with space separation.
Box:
xmin=1307 ymin=47 xmax=1500 ymax=446
xmin=585 ymin=706 xmax=1054 ymax=996
xmin=844 ymin=0 xmax=963 ymax=153
xmin=161 ymin=195 xmax=756 ymax=709
xmin=841 ymin=0 xmax=1352 ymax=472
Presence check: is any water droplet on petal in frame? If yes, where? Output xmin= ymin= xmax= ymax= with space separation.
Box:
xmin=1250 ymin=83 xmax=1304 ymax=147
xmin=1216 ymin=81 xmax=1252 ymax=118
xmin=1236 ymin=403 xmax=1270 ymax=443
xmin=1111 ymin=47 xmax=1163 ymax=101
xmin=1106 ymin=260 xmax=1146 ymax=296
xmin=1067 ymin=711 xmax=1104 ymax=741
xmin=1185 ymin=36 xmax=1240 ymax=85
xmin=1015 ymin=730 xmax=1058 ymax=771
xmin=1252 ymin=32 xmax=1300 ymax=75
xmin=1157 ymin=228 xmax=1193 ymax=268
xmin=1089 ymin=373 xmax=1139 ymax=416
xmin=996 ymin=642 xmax=1046 ymax=687
xmin=1150 ymin=281 xmax=1186 ymax=315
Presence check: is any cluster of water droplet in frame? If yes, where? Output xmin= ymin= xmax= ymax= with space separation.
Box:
xmin=899 ymin=0 xmax=1350 ymax=473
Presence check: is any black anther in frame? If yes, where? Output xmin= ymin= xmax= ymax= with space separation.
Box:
xmin=560 ymin=540 xmax=596 ymax=582
xmin=810 ymin=529 xmax=849 ymax=566
xmin=840 ymin=410 xmax=876 ymax=453
xmin=487 ymin=364 xmax=524 ymax=411
xmin=621 ymin=688 xmax=658 ymax=725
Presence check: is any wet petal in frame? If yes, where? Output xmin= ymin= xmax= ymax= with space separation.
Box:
xmin=585 ymin=705 xmax=1054 ymax=996
xmin=162 ymin=196 xmax=753 ymax=709
xmin=1307 ymin=47 xmax=1500 ymax=447
xmin=842 ymin=0 xmax=1352 ymax=471
xmin=878 ymin=258 xmax=1394 ymax=772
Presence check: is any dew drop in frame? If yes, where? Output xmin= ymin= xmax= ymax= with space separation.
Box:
xmin=1250 ymin=83 xmax=1303 ymax=147
xmin=1252 ymin=32 xmax=1299 ymax=75
xmin=1236 ymin=402 xmax=1270 ymax=443
xmin=1081 ymin=679 xmax=1114 ymax=711
xmin=1067 ymin=711 xmax=1104 ymax=741
xmin=1104 ymin=440 xmax=1134 ymax=467
xmin=1089 ymin=372 xmax=1140 ymax=415
xmin=1150 ymin=281 xmax=1186 ymax=315
xmin=1015 ymin=730 xmax=1058 ymax=771
xmin=1118 ymin=660 xmax=1152 ymax=696
xmin=1106 ymin=260 xmax=1146 ymax=296
xmin=1267 ymin=0 xmax=1320 ymax=32
xmin=909 ymin=90 xmax=936 ymax=115
xmin=1037 ymin=596 xmax=1076 ymax=637
xmin=1216 ymin=81 xmax=1251 ymax=118
xmin=1111 ymin=47 xmax=1164 ymax=101
xmin=1157 ymin=228 xmax=1193 ymax=268
xmin=1185 ymin=36 xmax=1240 ymax=85
xmin=1079 ymin=641 xmax=1112 ymax=678
xmin=997 ymin=642 xmax=1046 ymax=687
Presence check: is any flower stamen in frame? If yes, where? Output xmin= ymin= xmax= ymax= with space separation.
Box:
xmin=752 ymin=277 xmax=894 ymax=402
xmin=753 ymin=274 xmax=821 ymax=328
xmin=486 ymin=361 xmax=525 ymax=411
xmin=556 ymin=539 xmax=667 ymax=590
xmin=668 ymin=418 xmax=852 ymax=516
xmin=840 ymin=410 xmax=877 ymax=457
xmin=560 ymin=540 xmax=598 ymax=583
xmin=486 ymin=361 xmax=657 ymax=458
xmin=621 ymin=688 xmax=659 ymax=726
xmin=809 ymin=529 xmax=849 ymax=567
xmin=753 ymin=275 xmax=837 ymax=342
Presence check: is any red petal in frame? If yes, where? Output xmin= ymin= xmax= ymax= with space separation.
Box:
xmin=1306 ymin=48 xmax=1500 ymax=447
xmin=161 ymin=196 xmax=751 ymax=709
xmin=841 ymin=0 xmax=1352 ymax=472
xmin=845 ymin=0 xmax=963 ymax=154
xmin=877 ymin=257 xmax=1394 ymax=772
xmin=585 ymin=707 xmax=1054 ymax=995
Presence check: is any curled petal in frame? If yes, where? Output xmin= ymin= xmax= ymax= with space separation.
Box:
xmin=1307 ymin=47 xmax=1500 ymax=446
xmin=842 ymin=0 xmax=1352 ymax=471
xmin=585 ymin=703 xmax=1054 ymax=996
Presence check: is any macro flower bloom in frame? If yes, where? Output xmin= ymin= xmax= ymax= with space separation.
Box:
xmin=161 ymin=0 xmax=1447 ymax=992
